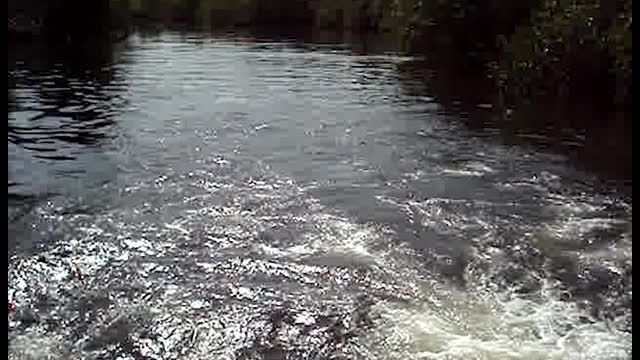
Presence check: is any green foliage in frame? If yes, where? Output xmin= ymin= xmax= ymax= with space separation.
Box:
xmin=500 ymin=0 xmax=631 ymax=105
xmin=105 ymin=0 xmax=630 ymax=107
xmin=392 ymin=0 xmax=631 ymax=108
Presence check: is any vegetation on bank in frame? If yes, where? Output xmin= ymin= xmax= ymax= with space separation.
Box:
xmin=496 ymin=0 xmax=632 ymax=108
xmin=10 ymin=0 xmax=630 ymax=110
xmin=106 ymin=0 xmax=631 ymax=110
xmin=385 ymin=0 xmax=632 ymax=109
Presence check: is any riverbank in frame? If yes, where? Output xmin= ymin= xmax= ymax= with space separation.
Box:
xmin=104 ymin=0 xmax=631 ymax=113
xmin=10 ymin=0 xmax=630 ymax=112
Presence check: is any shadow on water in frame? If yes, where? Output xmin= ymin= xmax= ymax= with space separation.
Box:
xmin=395 ymin=56 xmax=632 ymax=192
xmin=8 ymin=36 xmax=129 ymax=252
xmin=392 ymin=53 xmax=632 ymax=328
xmin=8 ymin=37 xmax=127 ymax=183
xmin=211 ymin=26 xmax=632 ymax=189
xmin=108 ymin=2 xmax=631 ymax=192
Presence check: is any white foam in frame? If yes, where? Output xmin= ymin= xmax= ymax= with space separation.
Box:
xmin=292 ymin=213 xmax=383 ymax=266
xmin=9 ymin=333 xmax=63 ymax=360
xmin=365 ymin=287 xmax=632 ymax=360
xmin=9 ymin=159 xmax=631 ymax=360
xmin=464 ymin=162 xmax=496 ymax=174
xmin=441 ymin=169 xmax=485 ymax=177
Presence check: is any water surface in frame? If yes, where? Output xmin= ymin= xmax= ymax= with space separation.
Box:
xmin=8 ymin=29 xmax=631 ymax=359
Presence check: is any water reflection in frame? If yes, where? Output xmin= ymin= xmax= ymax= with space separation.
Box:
xmin=395 ymin=57 xmax=632 ymax=187
xmin=8 ymin=38 xmax=129 ymax=198
xmin=7 ymin=28 xmax=631 ymax=359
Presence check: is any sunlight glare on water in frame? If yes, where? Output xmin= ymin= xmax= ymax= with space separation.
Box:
xmin=8 ymin=30 xmax=631 ymax=360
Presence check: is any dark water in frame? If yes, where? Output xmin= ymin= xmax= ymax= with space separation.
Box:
xmin=8 ymin=29 xmax=631 ymax=360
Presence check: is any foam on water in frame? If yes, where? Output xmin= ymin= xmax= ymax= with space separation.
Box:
xmin=365 ymin=283 xmax=631 ymax=360
xmin=9 ymin=32 xmax=631 ymax=360
xmin=9 ymin=166 xmax=631 ymax=360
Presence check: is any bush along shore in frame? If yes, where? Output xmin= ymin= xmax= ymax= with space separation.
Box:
xmin=12 ymin=0 xmax=630 ymax=114
xmin=106 ymin=0 xmax=631 ymax=113
xmin=392 ymin=0 xmax=631 ymax=114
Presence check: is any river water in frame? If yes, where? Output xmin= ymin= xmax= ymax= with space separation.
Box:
xmin=8 ymin=29 xmax=632 ymax=360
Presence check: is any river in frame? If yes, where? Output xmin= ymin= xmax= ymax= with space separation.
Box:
xmin=8 ymin=28 xmax=632 ymax=360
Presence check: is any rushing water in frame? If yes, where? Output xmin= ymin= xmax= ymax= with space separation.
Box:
xmin=8 ymin=29 xmax=631 ymax=360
